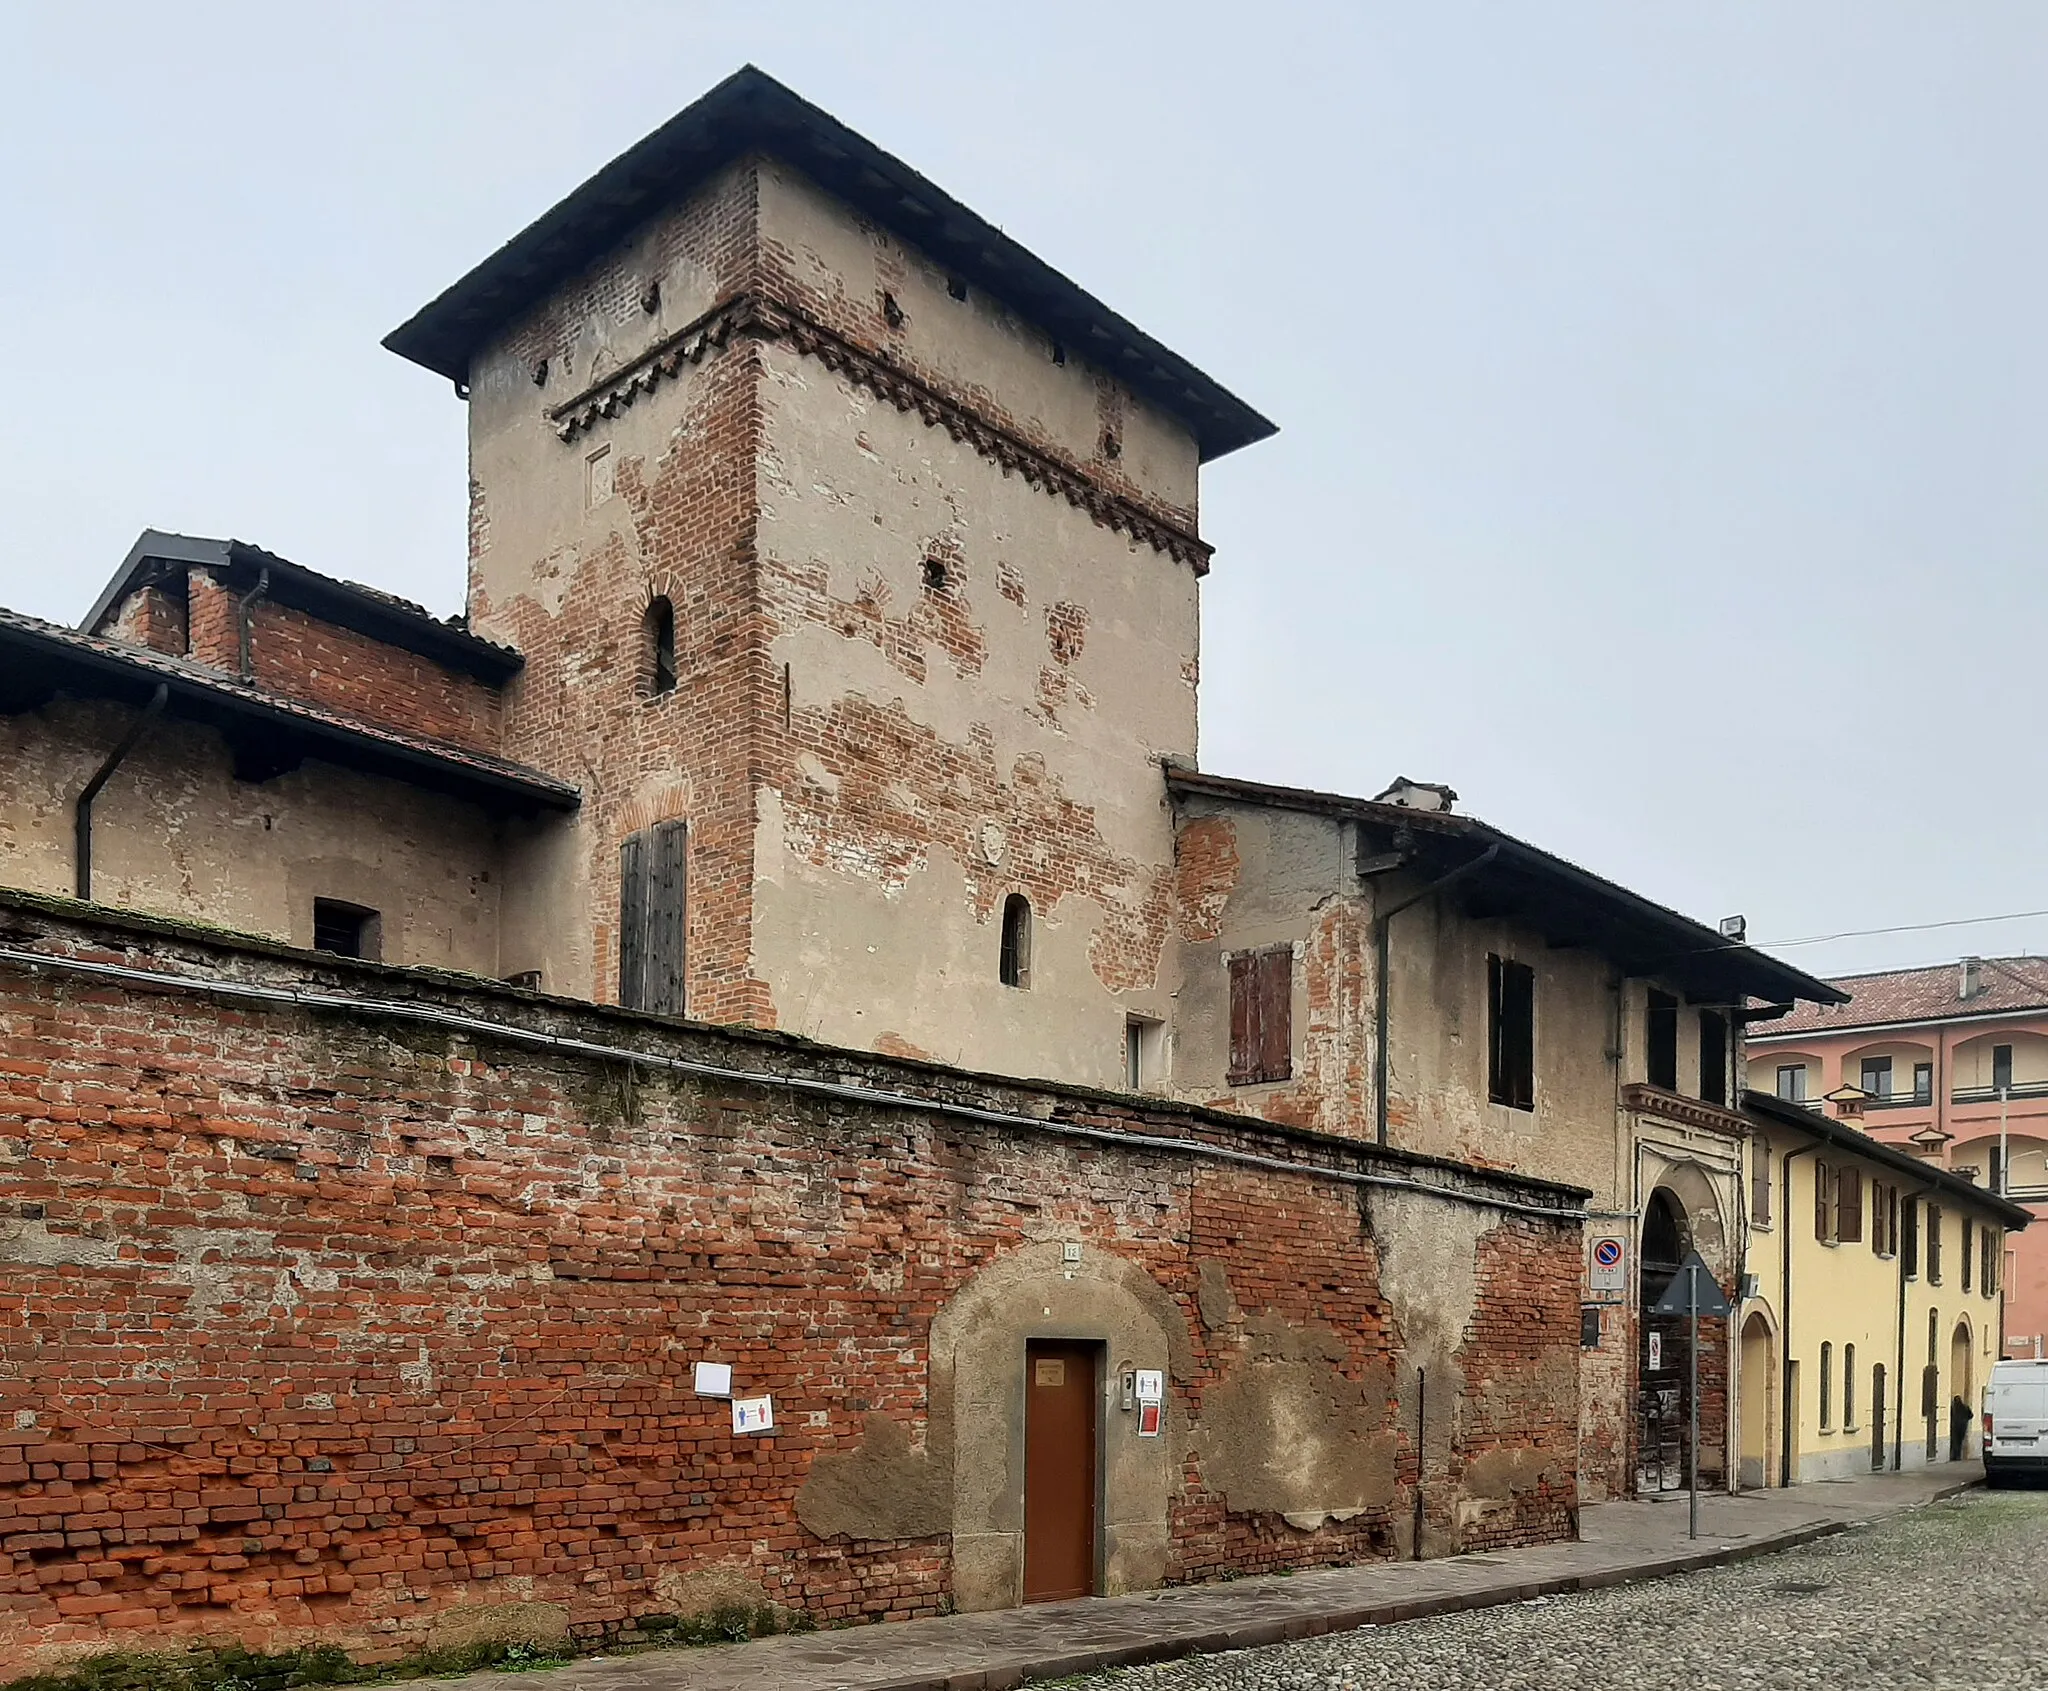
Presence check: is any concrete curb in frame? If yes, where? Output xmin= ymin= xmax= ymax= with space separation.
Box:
xmin=875 ymin=1480 xmax=1985 ymax=1691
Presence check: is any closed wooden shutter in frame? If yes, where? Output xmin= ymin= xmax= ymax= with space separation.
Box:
xmin=1813 ymin=1161 xmax=1831 ymax=1242
xmin=1838 ymin=1168 xmax=1862 ymax=1243
xmin=1228 ymin=947 xmax=1292 ymax=1085
xmin=618 ymin=820 xmax=687 ymax=1015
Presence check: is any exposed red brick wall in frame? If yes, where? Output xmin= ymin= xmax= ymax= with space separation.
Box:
xmin=104 ymin=587 xmax=187 ymax=657
xmin=239 ymin=602 xmax=502 ymax=752
xmin=184 ymin=571 xmax=239 ymax=670
xmin=0 ymin=902 xmax=1582 ymax=1673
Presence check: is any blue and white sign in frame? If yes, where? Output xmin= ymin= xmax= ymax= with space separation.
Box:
xmin=1589 ymin=1235 xmax=1628 ymax=1295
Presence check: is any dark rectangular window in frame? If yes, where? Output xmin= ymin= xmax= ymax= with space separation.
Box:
xmin=1698 ymin=1010 xmax=1728 ymax=1105
xmin=1752 ymin=1141 xmax=1772 ymax=1226
xmin=1646 ymin=990 xmax=1679 ymax=1091
xmin=1814 ymin=1160 xmax=1833 ymax=1243
xmin=618 ymin=819 xmax=687 ymax=1015
xmin=1819 ymin=1342 xmax=1833 ymax=1430
xmin=1488 ymin=954 xmax=1535 ymax=1111
xmin=1902 ymin=1198 xmax=1920 ymax=1278
xmin=1861 ymin=1055 xmax=1893 ymax=1098
xmin=1928 ymin=1205 xmax=1944 ymax=1285
xmin=1994 ymin=1044 xmax=2015 ymax=1093
xmin=1964 ymin=1218 xmax=1975 ymax=1292
xmin=312 ymin=899 xmax=379 ymax=961
xmin=1985 ymin=1229 xmax=2001 ymax=1295
xmin=1228 ymin=947 xmax=1292 ymax=1085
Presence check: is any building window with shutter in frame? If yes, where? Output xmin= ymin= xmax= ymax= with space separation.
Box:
xmin=998 ymin=894 xmax=1032 ymax=988
xmin=1646 ymin=990 xmax=1679 ymax=1090
xmin=1836 ymin=1167 xmax=1862 ymax=1244
xmin=1227 ymin=947 xmax=1292 ymax=1086
xmin=1985 ymin=1228 xmax=2001 ymax=1295
xmin=1814 ymin=1160 xmax=1833 ymax=1243
xmin=1928 ymin=1205 xmax=1944 ymax=1285
xmin=1698 ymin=1010 xmax=1728 ymax=1105
xmin=1903 ymin=1198 xmax=1919 ymax=1278
xmin=1751 ymin=1140 xmax=1772 ymax=1227
xmin=1487 ymin=955 xmax=1535 ymax=1111
xmin=618 ymin=820 xmax=687 ymax=1014
xmin=1963 ymin=1218 xmax=1975 ymax=1292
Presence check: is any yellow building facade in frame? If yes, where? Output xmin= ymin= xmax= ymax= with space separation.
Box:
xmin=1738 ymin=1090 xmax=2027 ymax=1486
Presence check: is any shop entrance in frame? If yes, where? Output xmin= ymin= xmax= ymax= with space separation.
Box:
xmin=1023 ymin=1341 xmax=1098 ymax=1603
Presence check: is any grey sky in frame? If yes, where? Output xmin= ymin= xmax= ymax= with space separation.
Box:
xmin=5 ymin=3 xmax=2041 ymax=982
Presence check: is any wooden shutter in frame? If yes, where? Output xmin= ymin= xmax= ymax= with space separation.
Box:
xmin=618 ymin=820 xmax=687 ymax=1015
xmin=1751 ymin=1145 xmax=1772 ymax=1227
xmin=1813 ymin=1160 xmax=1831 ymax=1242
xmin=619 ymin=830 xmax=649 ymax=1010
xmin=1838 ymin=1169 xmax=1862 ymax=1243
xmin=1504 ymin=960 xmax=1534 ymax=1109
xmin=1228 ymin=948 xmax=1291 ymax=1085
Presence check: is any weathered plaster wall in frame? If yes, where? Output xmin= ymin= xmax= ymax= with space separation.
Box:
xmin=751 ymin=315 xmax=1196 ymax=1082
xmin=0 ymin=703 xmax=503 ymax=971
xmin=0 ymin=898 xmax=1582 ymax=1674
xmin=463 ymin=163 xmax=768 ymax=1015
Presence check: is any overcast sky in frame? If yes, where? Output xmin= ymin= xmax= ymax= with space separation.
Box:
xmin=4 ymin=3 xmax=2042 ymax=981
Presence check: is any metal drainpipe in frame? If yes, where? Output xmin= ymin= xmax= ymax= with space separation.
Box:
xmin=1412 ymin=1367 xmax=1427 ymax=1559
xmin=1779 ymin=1142 xmax=1812 ymax=1489
xmin=74 ymin=683 xmax=169 ymax=901
xmin=1374 ymin=843 xmax=1501 ymax=1147
xmin=236 ymin=567 xmax=271 ymax=680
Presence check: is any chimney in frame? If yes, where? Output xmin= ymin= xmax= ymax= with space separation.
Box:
xmin=1960 ymin=956 xmax=1984 ymax=1001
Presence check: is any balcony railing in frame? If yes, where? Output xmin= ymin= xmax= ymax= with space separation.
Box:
xmin=1952 ymin=1081 xmax=2048 ymax=1105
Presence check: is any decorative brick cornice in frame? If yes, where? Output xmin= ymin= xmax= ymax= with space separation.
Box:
xmin=549 ymin=292 xmax=1213 ymax=574
xmin=1623 ymin=1083 xmax=1749 ymax=1138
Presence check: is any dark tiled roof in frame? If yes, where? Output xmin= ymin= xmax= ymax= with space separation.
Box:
xmin=1166 ymin=768 xmax=1845 ymax=1009
xmin=83 ymin=531 xmax=523 ymax=684
xmin=0 ymin=606 xmax=576 ymax=814
xmin=1755 ymin=956 xmax=2048 ymax=1040
xmin=382 ymin=66 xmax=1276 ymax=463
xmin=1744 ymin=1090 xmax=2034 ymax=1230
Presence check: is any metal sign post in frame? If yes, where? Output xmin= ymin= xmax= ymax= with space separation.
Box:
xmin=1651 ymin=1248 xmax=1731 ymax=1542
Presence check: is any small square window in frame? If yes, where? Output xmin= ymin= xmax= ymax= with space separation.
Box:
xmin=312 ymin=899 xmax=380 ymax=961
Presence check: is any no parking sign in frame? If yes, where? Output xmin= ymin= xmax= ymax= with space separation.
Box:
xmin=1589 ymin=1234 xmax=1628 ymax=1296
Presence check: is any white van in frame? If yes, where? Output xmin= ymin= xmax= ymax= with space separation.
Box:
xmin=1984 ymin=1358 xmax=2048 ymax=1486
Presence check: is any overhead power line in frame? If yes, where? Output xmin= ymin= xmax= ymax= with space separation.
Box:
xmin=1750 ymin=907 xmax=2048 ymax=951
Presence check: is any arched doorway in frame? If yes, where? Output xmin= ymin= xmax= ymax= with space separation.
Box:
xmin=1638 ymin=1189 xmax=1688 ymax=1492
xmin=1949 ymin=1319 xmax=1975 ymax=1462
xmin=1739 ymin=1311 xmax=1775 ymax=1488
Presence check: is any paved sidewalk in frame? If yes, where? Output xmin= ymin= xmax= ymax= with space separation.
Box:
xmin=444 ymin=1466 xmax=1979 ymax=1691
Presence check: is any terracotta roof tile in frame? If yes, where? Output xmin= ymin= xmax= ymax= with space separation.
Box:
xmin=1757 ymin=956 xmax=2048 ymax=1038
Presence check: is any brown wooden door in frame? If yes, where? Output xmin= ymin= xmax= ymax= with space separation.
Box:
xmin=1023 ymin=1342 xmax=1097 ymax=1603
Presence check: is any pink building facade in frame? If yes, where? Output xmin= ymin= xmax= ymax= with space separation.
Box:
xmin=1747 ymin=956 xmax=2048 ymax=1355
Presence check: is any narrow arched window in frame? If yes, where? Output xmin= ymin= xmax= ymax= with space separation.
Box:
xmin=1819 ymin=1342 xmax=1833 ymax=1430
xmin=999 ymin=894 xmax=1031 ymax=989
xmin=646 ymin=597 xmax=677 ymax=696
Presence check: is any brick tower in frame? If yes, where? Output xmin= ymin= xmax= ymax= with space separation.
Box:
xmin=384 ymin=68 xmax=1271 ymax=1085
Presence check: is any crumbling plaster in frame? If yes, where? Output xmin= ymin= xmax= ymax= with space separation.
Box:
xmin=0 ymin=701 xmax=503 ymax=972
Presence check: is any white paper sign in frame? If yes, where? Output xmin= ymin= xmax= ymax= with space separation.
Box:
xmin=1134 ymin=1370 xmax=1165 ymax=1403
xmin=694 ymin=1362 xmax=733 ymax=1398
xmin=1647 ymin=1331 xmax=1663 ymax=1372
xmin=731 ymin=1394 xmax=775 ymax=1435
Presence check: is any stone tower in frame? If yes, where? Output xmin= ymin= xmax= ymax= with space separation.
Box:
xmin=384 ymin=68 xmax=1272 ymax=1086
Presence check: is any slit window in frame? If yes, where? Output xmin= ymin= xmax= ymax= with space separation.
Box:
xmin=1928 ymin=1205 xmax=1944 ymax=1285
xmin=1963 ymin=1218 xmax=1975 ymax=1292
xmin=619 ymin=820 xmax=687 ymax=1014
xmin=1126 ymin=1016 xmax=1160 ymax=1092
xmin=1819 ymin=1342 xmax=1833 ymax=1430
xmin=1227 ymin=947 xmax=1292 ymax=1086
xmin=1646 ymin=990 xmax=1679 ymax=1090
xmin=1844 ymin=1344 xmax=1857 ymax=1428
xmin=646 ymin=597 xmax=678 ymax=696
xmin=999 ymin=894 xmax=1032 ymax=989
xmin=312 ymin=899 xmax=379 ymax=961
xmin=1487 ymin=954 xmax=1536 ymax=1111
xmin=1903 ymin=1198 xmax=1920 ymax=1278
xmin=1698 ymin=1010 xmax=1728 ymax=1105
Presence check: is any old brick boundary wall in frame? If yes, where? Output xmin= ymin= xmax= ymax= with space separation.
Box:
xmin=0 ymin=894 xmax=1584 ymax=1675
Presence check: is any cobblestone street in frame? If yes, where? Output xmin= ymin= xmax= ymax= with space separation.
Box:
xmin=1053 ymin=1490 xmax=2048 ymax=1691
